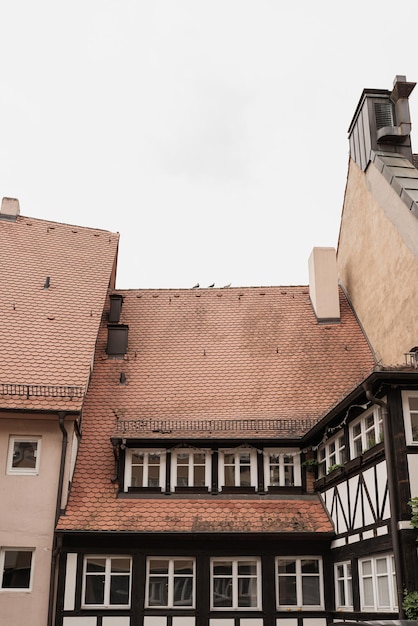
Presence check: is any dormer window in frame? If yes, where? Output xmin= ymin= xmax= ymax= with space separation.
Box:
xmin=264 ymin=449 xmax=301 ymax=487
xmin=124 ymin=449 xmax=166 ymax=492
xmin=170 ymin=449 xmax=211 ymax=491
xmin=218 ymin=448 xmax=257 ymax=491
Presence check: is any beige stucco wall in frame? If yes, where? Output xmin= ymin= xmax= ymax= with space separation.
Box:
xmin=0 ymin=415 xmax=76 ymax=626
xmin=337 ymin=158 xmax=418 ymax=365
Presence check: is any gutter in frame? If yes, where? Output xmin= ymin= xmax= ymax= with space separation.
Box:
xmin=363 ymin=383 xmax=405 ymax=619
xmin=47 ymin=411 xmax=68 ymax=626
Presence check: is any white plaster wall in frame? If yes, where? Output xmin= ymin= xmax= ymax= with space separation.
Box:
xmin=408 ymin=454 xmax=418 ymax=497
xmin=338 ymin=159 xmax=418 ymax=365
xmin=0 ymin=415 xmax=76 ymax=626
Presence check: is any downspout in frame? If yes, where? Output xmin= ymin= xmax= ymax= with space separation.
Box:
xmin=47 ymin=411 xmax=68 ymax=626
xmin=363 ymin=384 xmax=405 ymax=618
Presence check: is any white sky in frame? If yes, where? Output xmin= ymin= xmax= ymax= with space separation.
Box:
xmin=2 ymin=1 xmax=418 ymax=289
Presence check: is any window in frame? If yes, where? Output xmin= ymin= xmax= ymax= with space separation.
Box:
xmin=124 ymin=449 xmax=166 ymax=491
xmin=349 ymin=407 xmax=383 ymax=457
xmin=211 ymin=558 xmax=261 ymax=610
xmin=359 ymin=555 xmax=397 ymax=611
xmin=7 ymin=437 xmax=41 ymax=475
xmin=146 ymin=558 xmax=195 ymax=608
xmin=219 ymin=449 xmax=257 ymax=490
xmin=82 ymin=556 xmax=131 ymax=608
xmin=276 ymin=557 xmax=323 ymax=609
xmin=0 ymin=549 xmax=33 ymax=590
xmin=335 ymin=561 xmax=353 ymax=610
xmin=402 ymin=391 xmax=418 ymax=444
xmin=264 ymin=449 xmax=300 ymax=487
xmin=170 ymin=448 xmax=211 ymax=490
xmin=318 ymin=434 xmax=346 ymax=477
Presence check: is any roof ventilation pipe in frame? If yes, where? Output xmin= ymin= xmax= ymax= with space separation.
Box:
xmin=308 ymin=247 xmax=340 ymax=323
xmin=109 ymin=294 xmax=124 ymax=323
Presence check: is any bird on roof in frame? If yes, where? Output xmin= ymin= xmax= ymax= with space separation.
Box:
xmin=222 ymin=283 xmax=231 ymax=288
xmin=192 ymin=283 xmax=199 ymax=288
xmin=208 ymin=283 xmax=215 ymax=288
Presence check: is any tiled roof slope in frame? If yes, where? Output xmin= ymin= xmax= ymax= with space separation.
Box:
xmin=0 ymin=215 xmax=119 ymax=411
xmin=58 ymin=285 xmax=373 ymax=532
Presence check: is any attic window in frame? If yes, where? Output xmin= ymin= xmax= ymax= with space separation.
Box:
xmin=374 ymin=101 xmax=394 ymax=130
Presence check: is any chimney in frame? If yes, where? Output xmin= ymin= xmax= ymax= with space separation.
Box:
xmin=109 ymin=294 xmax=124 ymax=323
xmin=308 ymin=247 xmax=340 ymax=322
xmin=0 ymin=197 xmax=20 ymax=221
xmin=348 ymin=75 xmax=416 ymax=171
xmin=106 ymin=324 xmax=129 ymax=358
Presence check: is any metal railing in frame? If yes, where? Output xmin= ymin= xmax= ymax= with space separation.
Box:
xmin=0 ymin=383 xmax=84 ymax=399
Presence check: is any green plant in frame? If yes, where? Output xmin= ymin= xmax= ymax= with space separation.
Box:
xmin=403 ymin=589 xmax=418 ymax=619
xmin=302 ymin=458 xmax=318 ymax=468
xmin=409 ymin=497 xmax=418 ymax=530
xmin=327 ymin=463 xmax=343 ymax=474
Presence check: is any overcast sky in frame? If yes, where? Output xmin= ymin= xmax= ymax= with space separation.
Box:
xmin=2 ymin=1 xmax=418 ymax=289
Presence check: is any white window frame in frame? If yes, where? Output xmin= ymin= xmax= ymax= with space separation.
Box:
xmin=7 ymin=437 xmax=41 ymax=475
xmin=349 ymin=406 xmax=383 ymax=458
xmin=145 ymin=557 xmax=195 ymax=609
xmin=218 ymin=448 xmax=257 ymax=491
xmin=170 ymin=448 xmax=211 ymax=490
xmin=264 ymin=449 xmax=301 ymax=487
xmin=82 ymin=555 xmax=132 ymax=609
xmin=318 ymin=433 xmax=346 ymax=477
xmin=276 ymin=557 xmax=324 ymax=610
xmin=335 ymin=561 xmax=353 ymax=610
xmin=124 ymin=448 xmax=166 ymax=491
xmin=359 ymin=554 xmax=397 ymax=612
xmin=402 ymin=391 xmax=418 ymax=445
xmin=0 ymin=548 xmax=34 ymax=591
xmin=210 ymin=557 xmax=262 ymax=611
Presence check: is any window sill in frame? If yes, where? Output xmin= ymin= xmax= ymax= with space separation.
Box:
xmin=267 ymin=485 xmax=303 ymax=494
xmin=127 ymin=486 xmax=162 ymax=493
xmin=174 ymin=486 xmax=209 ymax=493
xmin=221 ymin=486 xmax=256 ymax=493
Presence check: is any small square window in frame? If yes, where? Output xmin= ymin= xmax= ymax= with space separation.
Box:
xmin=0 ymin=549 xmax=33 ymax=590
xmin=7 ymin=437 xmax=41 ymax=475
xmin=146 ymin=558 xmax=195 ymax=608
xmin=402 ymin=391 xmax=418 ymax=445
xmin=82 ymin=556 xmax=131 ymax=608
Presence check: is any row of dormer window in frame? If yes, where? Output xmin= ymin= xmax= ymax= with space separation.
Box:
xmin=123 ymin=448 xmax=301 ymax=492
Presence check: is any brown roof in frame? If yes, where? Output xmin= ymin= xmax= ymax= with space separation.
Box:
xmin=0 ymin=215 xmax=119 ymax=411
xmin=58 ymin=285 xmax=373 ymax=533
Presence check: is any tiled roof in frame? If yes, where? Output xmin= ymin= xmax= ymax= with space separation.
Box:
xmin=58 ymin=285 xmax=373 ymax=532
xmin=0 ymin=215 xmax=119 ymax=411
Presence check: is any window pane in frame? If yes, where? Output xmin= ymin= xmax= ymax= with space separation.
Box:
xmin=148 ymin=578 xmax=168 ymax=606
xmin=376 ymin=558 xmax=388 ymax=575
xmin=363 ymin=577 xmax=374 ymax=607
xmin=131 ymin=465 xmax=143 ymax=487
xmin=238 ymin=577 xmax=258 ymax=607
xmin=377 ymin=576 xmax=390 ymax=607
xmin=85 ymin=575 xmax=105 ymax=604
xmin=362 ymin=560 xmax=372 ymax=576
xmin=2 ymin=551 xmax=32 ymax=589
xmin=338 ymin=579 xmax=346 ymax=605
xmin=238 ymin=561 xmax=257 ymax=576
xmin=111 ymin=558 xmax=131 ymax=573
xmin=411 ymin=414 xmax=418 ymax=441
xmin=409 ymin=397 xmax=418 ymax=411
xmin=174 ymin=560 xmax=194 ymax=574
xmin=224 ymin=465 xmax=235 ymax=486
xmin=12 ymin=441 xmax=37 ymax=469
xmin=193 ymin=465 xmax=205 ymax=486
xmin=278 ymin=575 xmax=297 ymax=605
xmin=110 ymin=574 xmax=130 ymax=605
xmin=86 ymin=558 xmax=106 ymax=572
xmin=270 ymin=466 xmax=280 ymax=485
xmin=277 ymin=559 xmax=296 ymax=574
xmin=193 ymin=453 xmax=205 ymax=464
xmin=177 ymin=464 xmax=189 ymax=486
xmin=301 ymin=559 xmax=319 ymax=574
xmin=213 ymin=561 xmax=232 ymax=576
xmin=213 ymin=578 xmax=233 ymax=607
xmin=302 ymin=576 xmax=320 ymax=605
xmin=284 ymin=465 xmax=294 ymax=486
xmin=148 ymin=464 xmax=160 ymax=487
xmin=149 ymin=560 xmax=169 ymax=574
xmin=173 ymin=577 xmax=193 ymax=606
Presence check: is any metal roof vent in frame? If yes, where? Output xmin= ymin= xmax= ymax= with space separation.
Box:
xmin=375 ymin=101 xmax=394 ymax=129
xmin=0 ymin=197 xmax=20 ymax=221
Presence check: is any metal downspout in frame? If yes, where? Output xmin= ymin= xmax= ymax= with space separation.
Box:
xmin=363 ymin=384 xmax=405 ymax=618
xmin=47 ymin=412 xmax=68 ymax=626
